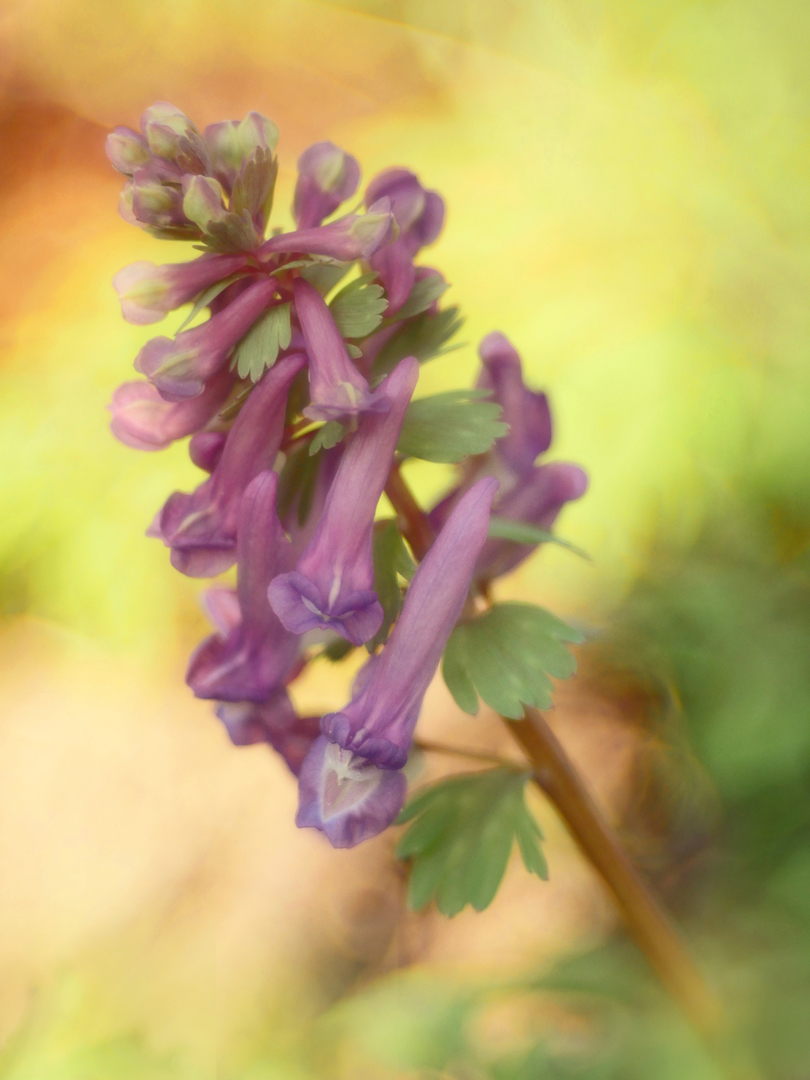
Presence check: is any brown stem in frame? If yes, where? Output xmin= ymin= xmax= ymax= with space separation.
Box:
xmin=386 ymin=466 xmax=729 ymax=1050
xmin=507 ymin=707 xmax=723 ymax=1037
xmin=384 ymin=459 xmax=435 ymax=561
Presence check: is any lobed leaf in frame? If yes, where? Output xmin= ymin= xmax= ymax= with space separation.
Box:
xmin=232 ymin=302 xmax=291 ymax=382
xmin=329 ymin=272 xmax=388 ymax=338
xmin=176 ymin=271 xmax=251 ymax=333
xmin=441 ymin=602 xmax=585 ymax=719
xmin=391 ymin=274 xmax=449 ymax=321
xmin=300 ymin=261 xmax=352 ymax=296
xmin=396 ymin=768 xmax=547 ymax=916
xmin=397 ymin=389 xmax=508 ymax=464
xmin=372 ymin=306 xmax=465 ymax=381
xmin=308 ymin=421 xmax=346 ymax=456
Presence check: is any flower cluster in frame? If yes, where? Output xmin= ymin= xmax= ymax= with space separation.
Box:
xmin=107 ymin=103 xmax=588 ymax=848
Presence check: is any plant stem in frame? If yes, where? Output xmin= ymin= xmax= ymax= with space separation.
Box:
xmin=508 ymin=708 xmax=723 ymax=1036
xmin=384 ymin=466 xmax=727 ymax=1046
xmin=413 ymin=737 xmax=522 ymax=770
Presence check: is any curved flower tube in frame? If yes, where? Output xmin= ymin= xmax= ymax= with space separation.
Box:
xmin=293 ymin=142 xmax=361 ymax=229
xmin=113 ymin=254 xmax=247 ymax=326
xmin=108 ymin=366 xmax=234 ymax=451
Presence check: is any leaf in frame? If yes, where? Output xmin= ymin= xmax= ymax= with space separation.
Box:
xmin=372 ymin=306 xmax=465 ymax=381
xmin=204 ymin=209 xmax=261 ymax=253
xmin=175 ymin=271 xmax=251 ymax=333
xmin=321 ymin=636 xmax=355 ymax=662
xmin=329 ymin=272 xmax=388 ymax=338
xmin=232 ymin=302 xmax=291 ymax=382
xmin=488 ymin=516 xmax=591 ymax=560
xmin=390 ymin=274 xmax=449 ymax=322
xmin=300 ymin=261 xmax=352 ymax=296
xmin=441 ymin=602 xmax=585 ymax=719
xmin=276 ymin=441 xmax=322 ymax=527
xmin=231 ymin=147 xmax=277 ymax=220
xmin=309 ymin=421 xmax=345 ymax=456
xmin=397 ymin=389 xmax=508 ymax=464
xmin=369 ymin=520 xmax=417 ymax=650
xmin=346 ymin=343 xmax=363 ymax=359
xmin=396 ymin=768 xmax=547 ymax=916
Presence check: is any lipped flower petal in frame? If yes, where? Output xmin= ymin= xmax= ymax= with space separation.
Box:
xmin=134 ymin=277 xmax=277 ymax=400
xmin=108 ymin=366 xmax=234 ymax=451
xmin=186 ymin=470 xmax=300 ymax=700
xmin=320 ymin=476 xmax=498 ymax=769
xmin=293 ymin=142 xmax=361 ymax=229
xmin=217 ymin=694 xmax=321 ymax=776
xmin=477 ymin=332 xmax=552 ymax=476
xmin=150 ymin=352 xmax=306 ymax=576
xmin=296 ymin=736 xmax=407 ymax=847
xmin=113 ymin=254 xmax=247 ymax=325
xmin=365 ymin=168 xmax=444 ymax=254
xmin=268 ymin=357 xmax=419 ymax=645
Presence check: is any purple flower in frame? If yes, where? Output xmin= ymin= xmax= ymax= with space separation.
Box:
xmin=430 ymin=333 xmax=587 ymax=583
xmin=186 ymin=470 xmax=300 ymax=701
xmin=134 ymin=277 xmax=276 ymax=400
xmin=140 ymin=102 xmax=211 ymax=176
xmin=320 ymin=475 xmax=498 ymax=768
xmin=106 ymin=126 xmax=151 ymax=175
xmin=296 ymin=736 xmax=408 ymax=848
xmin=108 ymin=366 xmax=234 ymax=451
xmin=217 ymin=694 xmax=321 ymax=776
xmin=149 ymin=352 xmax=306 ymax=576
xmin=292 ymin=277 xmax=384 ymax=422
xmin=119 ymin=166 xmax=192 ymax=232
xmin=188 ymin=431 xmax=228 ymax=473
xmin=204 ymin=111 xmax=279 ymax=194
xmin=365 ymin=168 xmax=445 ymax=313
xmin=258 ymin=198 xmax=394 ymax=263
xmin=293 ymin=142 xmax=361 ymax=229
xmin=477 ymin=332 xmax=551 ymax=477
xmin=268 ymin=357 xmax=419 ymax=645
xmin=113 ymin=253 xmax=247 ymax=325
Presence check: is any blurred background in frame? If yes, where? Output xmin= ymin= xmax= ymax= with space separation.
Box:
xmin=1 ymin=0 xmax=810 ymax=1076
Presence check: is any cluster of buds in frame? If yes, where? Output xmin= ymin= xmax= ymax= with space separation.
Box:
xmin=107 ymin=104 xmax=588 ymax=848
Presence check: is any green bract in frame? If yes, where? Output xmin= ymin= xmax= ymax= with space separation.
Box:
xmin=391 ymin=274 xmax=449 ymax=321
xmin=396 ymin=767 xmax=547 ymax=915
xmin=397 ymin=389 xmax=508 ymax=463
xmin=329 ymin=272 xmax=388 ymax=338
xmin=232 ymin=302 xmax=291 ymax=382
xmin=308 ymin=421 xmax=346 ymax=456
xmin=371 ymin=306 xmax=464 ymax=381
xmin=441 ymin=602 xmax=584 ymax=718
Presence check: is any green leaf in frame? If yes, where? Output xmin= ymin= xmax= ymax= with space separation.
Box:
xmin=276 ymin=441 xmax=322 ymax=527
xmin=321 ymin=636 xmax=355 ymax=662
xmin=175 ymin=271 xmax=251 ymax=333
xmin=369 ymin=520 xmax=417 ymax=650
xmin=442 ymin=602 xmax=584 ymax=719
xmin=300 ymin=261 xmax=352 ymax=296
xmin=397 ymin=389 xmax=508 ymax=463
xmin=232 ymin=302 xmax=291 ymax=382
xmin=396 ymin=768 xmax=546 ymax=915
xmin=372 ymin=306 xmax=465 ymax=381
xmin=346 ymin=343 xmax=363 ymax=359
xmin=487 ymin=516 xmax=591 ymax=560
xmin=309 ymin=421 xmax=345 ymax=456
xmin=390 ymin=274 xmax=449 ymax=322
xmin=329 ymin=272 xmax=389 ymax=338
xmin=231 ymin=147 xmax=277 ymax=220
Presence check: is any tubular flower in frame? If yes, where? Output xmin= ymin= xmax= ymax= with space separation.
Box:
xmin=108 ymin=366 xmax=234 ymax=451
xmin=259 ymin=198 xmax=394 ymax=263
xmin=292 ymin=277 xmax=384 ymax=422
xmin=186 ymin=471 xmax=300 ymax=702
xmin=150 ymin=352 xmax=306 ymax=577
xmin=268 ymin=357 xmax=419 ymax=645
xmin=134 ymin=277 xmax=277 ymax=400
xmin=293 ymin=142 xmax=361 ymax=229
xmin=364 ymin=168 xmax=445 ymax=312
xmin=430 ymin=333 xmax=587 ymax=583
xmin=319 ymin=475 xmax=498 ymax=768
xmin=113 ymin=254 xmax=247 ymax=325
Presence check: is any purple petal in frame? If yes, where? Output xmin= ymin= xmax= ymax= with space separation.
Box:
xmin=269 ymin=357 xmax=419 ymax=644
xmin=321 ymin=476 xmax=498 ymax=769
xmin=296 ymin=736 xmax=407 ymax=847
xmin=477 ymin=332 xmax=552 ymax=475
xmin=106 ymin=126 xmax=151 ymax=175
xmin=293 ymin=142 xmax=361 ymax=229
xmin=365 ymin=168 xmax=444 ymax=254
xmin=188 ymin=431 xmax=227 ymax=473
xmin=108 ymin=367 xmax=234 ymax=451
xmin=113 ymin=254 xmax=247 ymax=325
xmin=217 ymin=695 xmax=320 ymax=776
xmin=258 ymin=199 xmax=394 ymax=262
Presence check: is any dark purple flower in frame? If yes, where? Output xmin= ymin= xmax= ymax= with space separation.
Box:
xmin=108 ymin=366 xmax=234 ymax=451
xmin=134 ymin=277 xmax=277 ymax=400
xmin=477 ymin=332 xmax=551 ymax=477
xmin=364 ymin=168 xmax=445 ymax=312
xmin=186 ymin=470 xmax=300 ymax=701
xmin=268 ymin=357 xmax=419 ymax=645
xmin=258 ymin=198 xmax=394 ymax=263
xmin=149 ymin=352 xmax=306 ymax=576
xmin=296 ymin=736 xmax=408 ymax=848
xmin=113 ymin=253 xmax=247 ymax=325
xmin=188 ymin=430 xmax=228 ymax=473
xmin=292 ymin=277 xmax=384 ymax=422
xmin=293 ymin=142 xmax=361 ymax=229
xmin=217 ymin=694 xmax=321 ymax=776
xmin=320 ymin=475 xmax=498 ymax=768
